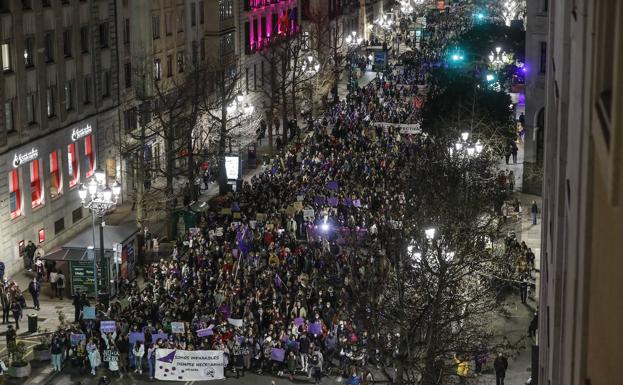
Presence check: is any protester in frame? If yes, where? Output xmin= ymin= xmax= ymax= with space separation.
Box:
xmin=28 ymin=277 xmax=41 ymax=310
xmin=494 ymin=352 xmax=509 ymax=385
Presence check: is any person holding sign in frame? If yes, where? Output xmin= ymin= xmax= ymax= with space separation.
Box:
xmin=86 ymin=337 xmax=101 ymax=375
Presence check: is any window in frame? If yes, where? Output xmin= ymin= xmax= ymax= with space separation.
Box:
xmin=47 ymin=86 xmax=56 ymax=117
xmin=4 ymin=100 xmax=14 ymax=132
xmin=200 ymin=38 xmax=205 ymax=61
xmin=539 ymin=42 xmax=547 ymax=74
xmin=165 ymin=12 xmax=172 ymax=35
xmin=9 ymin=169 xmax=21 ymax=218
xmin=26 ymin=93 xmax=36 ymax=124
xmin=49 ymin=150 xmax=62 ymax=199
xmin=219 ymin=0 xmax=233 ymax=20
xmin=84 ymin=135 xmax=94 ymax=178
xmin=43 ymin=0 xmax=51 ymax=6
xmin=99 ymin=22 xmax=109 ymax=48
xmin=63 ymin=27 xmax=72 ymax=57
xmin=22 ymin=0 xmax=32 ymax=10
xmin=102 ymin=71 xmax=111 ymax=97
xmin=191 ymin=3 xmax=196 ymax=26
xmin=542 ymin=0 xmax=548 ymax=12
xmin=1 ymin=42 xmax=10 ymax=71
xmin=124 ymin=62 xmax=132 ymax=88
xmin=38 ymin=228 xmax=45 ymax=243
xmin=220 ymin=32 xmax=234 ymax=55
xmin=24 ymin=37 xmax=34 ymax=67
xmin=199 ymin=1 xmax=204 ymax=24
xmin=72 ymin=207 xmax=83 ymax=223
xmin=80 ymin=26 xmax=89 ymax=53
xmin=124 ymin=18 xmax=130 ymax=44
xmin=154 ymin=58 xmax=161 ymax=80
xmin=83 ymin=75 xmax=92 ymax=104
xmin=67 ymin=143 xmax=79 ymax=188
xmin=152 ymin=14 xmax=161 ymax=39
xmin=30 ymin=159 xmax=42 ymax=209
xmin=124 ymin=108 xmax=137 ymax=132
xmin=64 ymin=80 xmax=74 ymax=111
xmin=54 ymin=218 xmax=65 ymax=235
xmin=177 ymin=9 xmax=184 ymax=32
xmin=44 ymin=32 xmax=54 ymax=62
xmin=192 ymin=41 xmax=198 ymax=64
xmin=177 ymin=51 xmax=184 ymax=73
xmin=166 ymin=55 xmax=172 ymax=77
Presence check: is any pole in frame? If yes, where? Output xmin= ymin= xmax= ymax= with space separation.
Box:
xmin=91 ymin=209 xmax=98 ymax=305
xmin=99 ymin=217 xmax=105 ymax=302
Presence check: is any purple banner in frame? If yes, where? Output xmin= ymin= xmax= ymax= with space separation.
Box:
xmin=100 ymin=321 xmax=116 ymax=333
xmin=328 ymin=197 xmax=339 ymax=207
xmin=294 ymin=317 xmax=305 ymax=327
xmin=326 ymin=181 xmax=339 ymax=191
xmin=314 ymin=196 xmax=326 ymax=205
xmin=270 ymin=348 xmax=286 ymax=362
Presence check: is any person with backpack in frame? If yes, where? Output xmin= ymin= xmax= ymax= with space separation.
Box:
xmin=56 ymin=272 xmax=66 ymax=299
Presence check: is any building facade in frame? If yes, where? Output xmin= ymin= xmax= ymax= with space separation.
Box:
xmin=538 ymin=0 xmax=622 ymax=385
xmin=523 ymin=0 xmax=548 ymax=194
xmin=0 ymin=0 xmax=121 ymax=278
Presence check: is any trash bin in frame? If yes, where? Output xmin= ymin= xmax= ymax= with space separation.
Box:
xmin=28 ymin=314 xmax=38 ymax=333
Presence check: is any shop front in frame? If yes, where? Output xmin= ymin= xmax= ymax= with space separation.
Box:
xmin=0 ymin=119 xmax=100 ymax=278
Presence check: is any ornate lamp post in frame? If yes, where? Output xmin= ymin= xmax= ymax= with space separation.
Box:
xmin=78 ymin=167 xmax=121 ymax=304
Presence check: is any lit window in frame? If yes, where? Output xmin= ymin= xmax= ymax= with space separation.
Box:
xmin=68 ymin=143 xmax=79 ymax=188
xmin=38 ymin=228 xmax=45 ymax=243
xmin=9 ymin=169 xmax=21 ymax=219
xmin=1 ymin=43 xmax=11 ymax=72
xmin=85 ymin=135 xmax=94 ymax=178
xmin=30 ymin=159 xmax=43 ymax=209
xmin=50 ymin=150 xmax=63 ymax=198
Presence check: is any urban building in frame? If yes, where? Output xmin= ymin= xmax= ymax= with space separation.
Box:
xmin=523 ymin=0 xmax=548 ymax=194
xmin=0 ymin=0 xmax=121 ymax=278
xmin=538 ymin=0 xmax=622 ymax=385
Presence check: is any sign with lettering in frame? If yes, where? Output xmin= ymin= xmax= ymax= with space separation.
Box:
xmin=155 ymin=349 xmax=224 ymax=381
xmin=12 ymin=148 xmax=38 ymax=168
xmin=71 ymin=124 xmax=93 ymax=141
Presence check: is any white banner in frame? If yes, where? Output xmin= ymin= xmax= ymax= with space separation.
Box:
xmin=155 ymin=349 xmax=225 ymax=381
xmin=373 ymin=122 xmax=422 ymax=135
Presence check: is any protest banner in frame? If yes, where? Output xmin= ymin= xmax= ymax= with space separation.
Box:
xmin=270 ymin=348 xmax=285 ymax=362
xmin=100 ymin=320 xmax=116 ymax=333
xmin=152 ymin=333 xmax=169 ymax=343
xmin=171 ymin=322 xmax=185 ymax=333
xmin=303 ymin=209 xmax=315 ymax=220
xmin=70 ymin=333 xmax=86 ymax=346
xmin=155 ymin=349 xmax=224 ymax=381
xmin=129 ymin=332 xmax=145 ymax=345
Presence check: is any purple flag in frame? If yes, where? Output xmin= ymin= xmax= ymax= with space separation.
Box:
xmin=151 ymin=333 xmax=169 ymax=343
xmin=309 ymin=322 xmax=322 ymax=335
xmin=314 ymin=196 xmax=326 ymax=205
xmin=353 ymin=199 xmax=362 ymax=208
xmin=326 ymin=181 xmax=339 ymax=191
xmin=328 ymin=197 xmax=339 ymax=207
xmin=343 ymin=198 xmax=353 ymax=207
xmin=294 ymin=317 xmax=305 ymax=327
xmin=270 ymin=348 xmax=286 ymax=362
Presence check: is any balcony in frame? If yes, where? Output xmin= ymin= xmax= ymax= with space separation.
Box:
xmin=245 ymin=0 xmax=291 ymax=11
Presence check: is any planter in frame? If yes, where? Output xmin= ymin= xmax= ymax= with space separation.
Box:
xmin=33 ymin=347 xmax=52 ymax=361
xmin=7 ymin=362 xmax=31 ymax=378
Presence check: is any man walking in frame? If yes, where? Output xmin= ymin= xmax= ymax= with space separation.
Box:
xmin=56 ymin=271 xmax=66 ymax=299
xmin=531 ymin=201 xmax=539 ymax=225
xmin=24 ymin=241 xmax=36 ymax=271
xmin=494 ymin=352 xmax=509 ymax=385
xmin=28 ymin=277 xmax=41 ymax=310
xmin=10 ymin=299 xmax=22 ymax=329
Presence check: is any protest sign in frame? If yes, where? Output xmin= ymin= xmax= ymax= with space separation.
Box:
xmin=70 ymin=333 xmax=86 ymax=346
xmin=83 ymin=306 xmax=95 ymax=320
xmin=155 ymin=349 xmax=224 ymax=381
xmin=293 ymin=202 xmax=303 ymax=211
xmin=303 ymin=209 xmax=315 ymax=220
xmin=129 ymin=332 xmax=145 ymax=344
xmin=171 ymin=322 xmax=185 ymax=333
xmin=227 ymin=318 xmax=243 ymax=328
xmin=189 ymin=228 xmax=200 ymax=236
xmin=100 ymin=320 xmax=116 ymax=333
xmin=220 ymin=208 xmax=232 ymax=215
xmin=152 ymin=333 xmax=169 ymax=343
xmin=270 ymin=348 xmax=285 ymax=362
xmin=297 ymin=195 xmax=304 ymax=202
xmin=197 ymin=328 xmax=214 ymax=337
xmin=215 ymin=228 xmax=224 ymax=237
xmin=256 ymin=213 xmax=267 ymax=221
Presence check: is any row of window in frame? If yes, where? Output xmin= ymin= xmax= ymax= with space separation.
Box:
xmin=9 ymin=136 xmax=94 ymax=219
xmin=243 ymin=7 xmax=299 ymax=54
xmin=0 ymin=24 xmax=110 ymax=72
xmin=151 ymin=1 xmax=207 ymax=40
xmin=151 ymin=37 xmax=212 ymax=81
xmin=1 ymin=73 xmax=110 ymax=132
xmin=2 ymin=0 xmax=86 ymax=12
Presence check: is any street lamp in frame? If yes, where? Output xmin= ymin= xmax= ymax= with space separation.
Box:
xmin=425 ymin=227 xmax=436 ymax=240
xmin=461 ymin=132 xmax=469 ymax=141
xmin=78 ymin=174 xmax=121 ymax=304
xmin=345 ymin=32 xmax=363 ymax=89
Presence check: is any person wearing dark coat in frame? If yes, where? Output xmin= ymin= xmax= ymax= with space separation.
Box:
xmin=493 ymin=352 xmax=509 ymax=385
